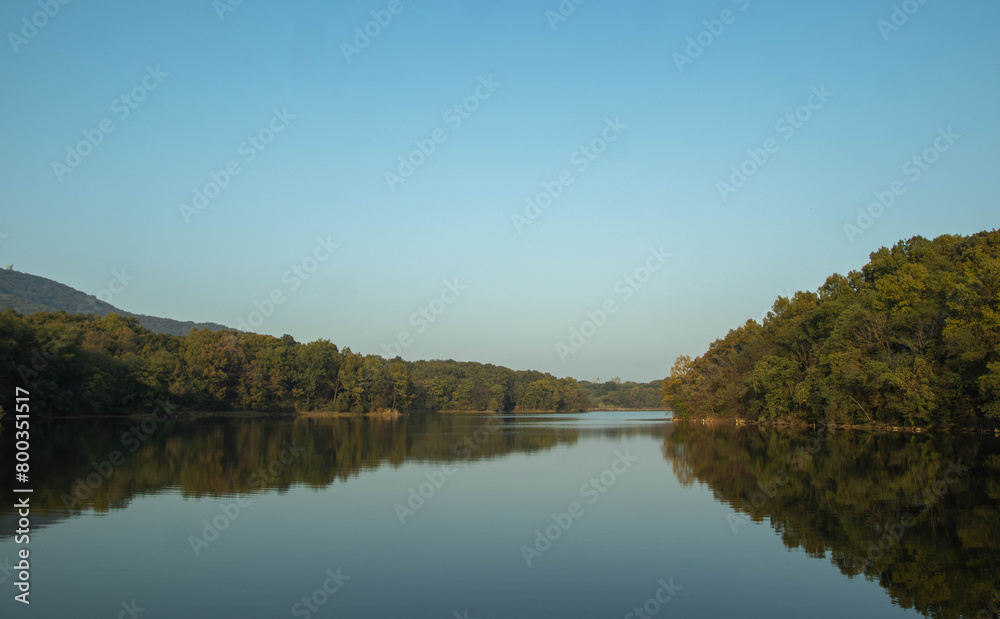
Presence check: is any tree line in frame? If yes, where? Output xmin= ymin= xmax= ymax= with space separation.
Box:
xmin=578 ymin=378 xmax=662 ymax=409
xmin=662 ymin=230 xmax=1000 ymax=427
xmin=0 ymin=309 xmax=649 ymax=416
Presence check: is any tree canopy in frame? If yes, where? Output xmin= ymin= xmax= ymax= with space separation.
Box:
xmin=662 ymin=230 xmax=1000 ymax=427
xmin=0 ymin=310 xmax=598 ymax=416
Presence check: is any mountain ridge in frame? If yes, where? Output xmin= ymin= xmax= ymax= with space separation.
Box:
xmin=0 ymin=268 xmax=230 ymax=336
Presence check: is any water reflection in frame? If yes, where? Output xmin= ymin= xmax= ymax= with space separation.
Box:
xmin=1 ymin=414 xmax=997 ymax=617
xmin=664 ymin=423 xmax=1000 ymax=619
xmin=0 ymin=413 xmax=665 ymax=519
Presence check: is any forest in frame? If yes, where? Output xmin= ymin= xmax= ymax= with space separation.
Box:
xmin=578 ymin=378 xmax=662 ymax=410
xmin=662 ymin=230 xmax=1000 ymax=427
xmin=0 ymin=308 xmax=654 ymax=416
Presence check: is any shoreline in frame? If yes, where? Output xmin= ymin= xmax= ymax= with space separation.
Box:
xmin=5 ymin=407 xmax=666 ymax=421
xmin=672 ymin=416 xmax=1000 ymax=435
xmin=7 ymin=410 xmax=997 ymax=435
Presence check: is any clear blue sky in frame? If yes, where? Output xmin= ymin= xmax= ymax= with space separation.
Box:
xmin=1 ymin=0 xmax=997 ymax=382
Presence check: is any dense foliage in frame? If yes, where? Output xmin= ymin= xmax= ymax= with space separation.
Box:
xmin=0 ymin=310 xmax=594 ymax=416
xmin=662 ymin=231 xmax=1000 ymax=427
xmin=409 ymin=359 xmax=591 ymax=412
xmin=577 ymin=378 xmax=662 ymax=409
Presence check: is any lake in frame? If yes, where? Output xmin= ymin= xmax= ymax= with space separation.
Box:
xmin=1 ymin=411 xmax=998 ymax=618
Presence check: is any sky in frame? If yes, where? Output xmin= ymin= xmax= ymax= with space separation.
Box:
xmin=1 ymin=0 xmax=998 ymax=382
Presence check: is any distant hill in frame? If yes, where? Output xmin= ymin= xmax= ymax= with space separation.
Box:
xmin=0 ymin=268 xmax=231 ymax=336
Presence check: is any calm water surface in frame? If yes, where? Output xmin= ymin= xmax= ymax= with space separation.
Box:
xmin=1 ymin=411 xmax=997 ymax=618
